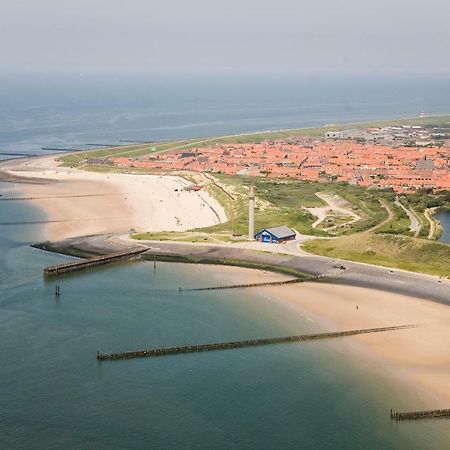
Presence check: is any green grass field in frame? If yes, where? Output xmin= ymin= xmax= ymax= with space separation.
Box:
xmin=197 ymin=175 xmax=408 ymax=237
xmin=132 ymin=231 xmax=236 ymax=243
xmin=302 ymin=233 xmax=450 ymax=277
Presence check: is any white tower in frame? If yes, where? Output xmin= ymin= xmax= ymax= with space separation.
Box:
xmin=248 ymin=186 xmax=255 ymax=240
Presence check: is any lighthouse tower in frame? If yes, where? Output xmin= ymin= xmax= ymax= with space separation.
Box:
xmin=248 ymin=186 xmax=255 ymax=240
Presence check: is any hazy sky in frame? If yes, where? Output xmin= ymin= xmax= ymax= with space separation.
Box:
xmin=1 ymin=0 xmax=450 ymax=76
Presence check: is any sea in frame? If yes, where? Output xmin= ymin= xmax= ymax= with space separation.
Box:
xmin=1 ymin=74 xmax=450 ymax=157
xmin=1 ymin=75 xmax=450 ymax=449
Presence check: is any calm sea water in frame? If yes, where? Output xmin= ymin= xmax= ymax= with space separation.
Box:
xmin=1 ymin=75 xmax=450 ymax=157
xmin=436 ymin=211 xmax=450 ymax=243
xmin=1 ymin=182 xmax=449 ymax=449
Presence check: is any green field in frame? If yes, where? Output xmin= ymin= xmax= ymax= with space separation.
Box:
xmin=129 ymin=172 xmax=447 ymax=243
xmin=302 ymin=233 xmax=450 ymax=277
xmin=196 ymin=174 xmax=429 ymax=238
xmin=133 ymin=231 xmax=237 ymax=243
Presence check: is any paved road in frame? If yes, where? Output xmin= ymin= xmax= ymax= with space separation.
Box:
xmin=395 ymin=198 xmax=421 ymax=236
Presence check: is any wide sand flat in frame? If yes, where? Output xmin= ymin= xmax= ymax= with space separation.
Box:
xmin=259 ymin=282 xmax=450 ymax=408
xmin=2 ymin=156 xmax=226 ymax=240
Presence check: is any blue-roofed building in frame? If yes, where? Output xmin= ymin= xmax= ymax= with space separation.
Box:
xmin=254 ymin=225 xmax=296 ymax=244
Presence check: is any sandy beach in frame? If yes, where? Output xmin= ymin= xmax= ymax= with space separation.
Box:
xmin=259 ymin=282 xmax=450 ymax=408
xmin=1 ymin=155 xmax=227 ymax=240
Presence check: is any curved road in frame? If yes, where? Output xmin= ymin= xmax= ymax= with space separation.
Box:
xmin=394 ymin=197 xmax=421 ymax=237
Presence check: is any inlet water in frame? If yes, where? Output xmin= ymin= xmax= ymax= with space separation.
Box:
xmin=436 ymin=211 xmax=450 ymax=244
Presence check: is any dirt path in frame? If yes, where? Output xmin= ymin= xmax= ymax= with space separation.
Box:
xmin=367 ymin=199 xmax=394 ymax=232
xmin=425 ymin=208 xmax=437 ymax=239
xmin=305 ymin=192 xmax=361 ymax=230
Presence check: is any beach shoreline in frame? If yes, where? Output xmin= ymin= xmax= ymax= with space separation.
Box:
xmin=256 ymin=282 xmax=450 ymax=409
xmin=1 ymin=155 xmax=227 ymax=241
xmin=1 ymin=154 xmax=449 ymax=414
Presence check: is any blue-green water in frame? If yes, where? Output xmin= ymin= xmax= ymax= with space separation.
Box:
xmin=1 ymin=75 xmax=450 ymax=157
xmin=436 ymin=211 xmax=450 ymax=244
xmin=1 ymin=182 xmax=449 ymax=449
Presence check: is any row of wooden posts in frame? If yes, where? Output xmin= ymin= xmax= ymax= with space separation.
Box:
xmin=44 ymin=248 xmax=147 ymax=276
xmin=96 ymin=324 xmax=416 ymax=361
xmin=391 ymin=408 xmax=450 ymax=421
xmin=183 ymin=275 xmax=323 ymax=292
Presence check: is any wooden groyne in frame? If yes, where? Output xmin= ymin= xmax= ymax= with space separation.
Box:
xmin=0 ymin=152 xmax=39 ymax=157
xmin=85 ymin=143 xmax=127 ymax=148
xmin=119 ymin=139 xmax=154 ymax=144
xmin=184 ymin=275 xmax=322 ymax=292
xmin=44 ymin=248 xmax=146 ymax=276
xmin=0 ymin=192 xmax=125 ymax=202
xmin=97 ymin=324 xmax=416 ymax=361
xmin=391 ymin=408 xmax=450 ymax=421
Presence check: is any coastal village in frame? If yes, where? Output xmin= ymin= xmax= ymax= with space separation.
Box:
xmin=108 ymin=125 xmax=450 ymax=194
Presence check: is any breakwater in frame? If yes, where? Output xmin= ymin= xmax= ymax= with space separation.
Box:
xmin=44 ymin=248 xmax=146 ymax=276
xmin=184 ymin=275 xmax=323 ymax=291
xmin=97 ymin=324 xmax=416 ymax=361
xmin=41 ymin=147 xmax=85 ymax=152
xmin=391 ymin=408 xmax=450 ymax=421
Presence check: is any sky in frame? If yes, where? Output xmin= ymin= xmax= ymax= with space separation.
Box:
xmin=1 ymin=0 xmax=450 ymax=76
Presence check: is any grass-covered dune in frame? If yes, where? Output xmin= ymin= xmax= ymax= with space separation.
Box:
xmin=302 ymin=233 xmax=450 ymax=277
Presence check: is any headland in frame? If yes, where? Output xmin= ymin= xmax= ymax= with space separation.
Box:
xmin=1 ymin=117 xmax=449 ymax=413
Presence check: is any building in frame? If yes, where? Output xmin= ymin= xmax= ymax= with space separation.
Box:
xmin=254 ymin=225 xmax=296 ymax=244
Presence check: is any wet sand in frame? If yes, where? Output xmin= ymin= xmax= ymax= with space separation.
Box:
xmin=258 ymin=282 xmax=450 ymax=408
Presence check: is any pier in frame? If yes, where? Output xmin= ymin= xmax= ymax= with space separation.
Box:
xmin=44 ymin=248 xmax=147 ymax=276
xmin=391 ymin=408 xmax=450 ymax=421
xmin=97 ymin=324 xmax=416 ymax=361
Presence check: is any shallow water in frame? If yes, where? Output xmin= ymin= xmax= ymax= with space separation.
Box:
xmin=0 ymin=183 xmax=449 ymax=449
